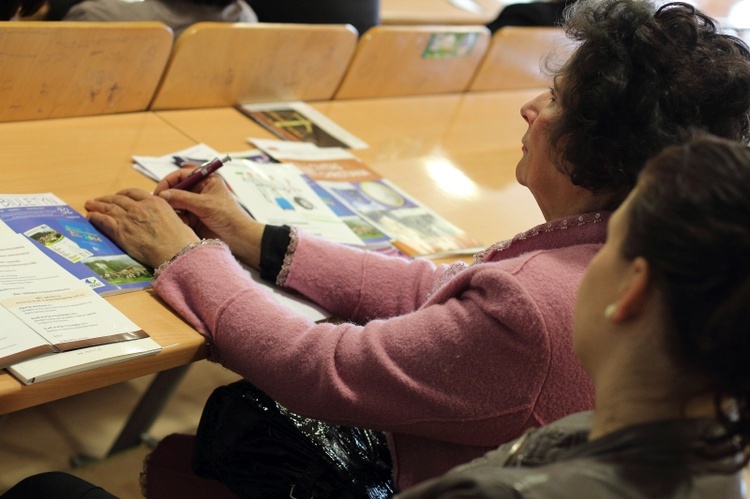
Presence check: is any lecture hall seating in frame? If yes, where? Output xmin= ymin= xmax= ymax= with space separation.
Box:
xmin=149 ymin=23 xmax=358 ymax=110
xmin=469 ymin=26 xmax=574 ymax=92
xmin=334 ymin=25 xmax=491 ymax=99
xmin=0 ymin=21 xmax=172 ymax=122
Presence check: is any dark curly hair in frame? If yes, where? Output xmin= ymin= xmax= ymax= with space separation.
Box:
xmin=550 ymin=0 xmax=750 ymax=195
xmin=622 ymin=134 xmax=750 ymax=466
xmin=0 ymin=0 xmax=44 ymax=20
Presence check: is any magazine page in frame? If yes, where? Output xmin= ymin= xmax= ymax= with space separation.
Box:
xmin=7 ymin=337 xmax=161 ymax=385
xmin=132 ymin=143 xmax=271 ymax=182
xmin=0 ymin=234 xmax=147 ymax=368
xmin=237 ymin=101 xmax=368 ymax=150
xmin=249 ymin=140 xmax=483 ymax=258
xmin=248 ymin=140 xmax=392 ymax=249
xmin=0 ymin=194 xmax=152 ymax=296
xmin=0 ymin=290 xmax=54 ymax=368
xmin=219 ymin=159 xmax=365 ymax=246
xmin=325 ymin=177 xmax=483 ymax=258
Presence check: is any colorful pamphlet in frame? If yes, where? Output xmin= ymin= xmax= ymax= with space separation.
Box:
xmin=0 ymin=193 xmax=152 ymax=296
xmin=248 ymin=140 xmax=483 ymax=258
xmin=236 ymin=101 xmax=368 ymax=150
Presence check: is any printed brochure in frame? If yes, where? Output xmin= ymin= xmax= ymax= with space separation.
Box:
xmin=0 ymin=232 xmax=159 ymax=384
xmin=236 ymin=101 xmax=368 ymax=150
xmin=0 ymin=193 xmax=152 ymax=296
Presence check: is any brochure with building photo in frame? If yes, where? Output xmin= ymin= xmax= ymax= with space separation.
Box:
xmin=248 ymin=140 xmax=483 ymax=258
xmin=237 ymin=101 xmax=368 ymax=150
xmin=0 ymin=193 xmax=152 ymax=295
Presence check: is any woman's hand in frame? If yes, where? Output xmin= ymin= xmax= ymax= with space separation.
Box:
xmin=154 ymin=169 xmax=266 ymax=268
xmin=85 ymin=188 xmax=200 ymax=269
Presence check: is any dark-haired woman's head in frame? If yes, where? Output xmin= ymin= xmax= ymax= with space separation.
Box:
xmin=619 ymin=135 xmax=750 ymax=450
xmin=550 ymin=0 xmax=750 ymax=198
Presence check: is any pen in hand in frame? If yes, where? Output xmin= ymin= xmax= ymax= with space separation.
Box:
xmin=172 ymin=155 xmax=231 ymax=191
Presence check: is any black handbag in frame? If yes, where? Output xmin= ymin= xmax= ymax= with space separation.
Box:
xmin=192 ymin=379 xmax=395 ymax=499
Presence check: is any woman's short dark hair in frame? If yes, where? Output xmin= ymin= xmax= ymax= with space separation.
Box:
xmin=622 ymin=135 xmax=750 ymax=460
xmin=0 ymin=0 xmax=44 ymax=20
xmin=550 ymin=0 xmax=750 ymax=195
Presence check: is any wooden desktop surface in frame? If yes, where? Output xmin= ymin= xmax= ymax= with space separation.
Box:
xmin=380 ymin=0 xmax=505 ymax=25
xmin=0 ymin=112 xmax=208 ymax=414
xmin=157 ymin=90 xmax=545 ymax=254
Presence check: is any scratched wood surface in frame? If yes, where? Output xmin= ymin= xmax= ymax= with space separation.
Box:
xmin=0 ymin=22 xmax=172 ymax=122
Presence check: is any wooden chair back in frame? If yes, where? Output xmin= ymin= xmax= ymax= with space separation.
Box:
xmin=469 ymin=27 xmax=574 ymax=91
xmin=0 ymin=21 xmax=172 ymax=122
xmin=150 ymin=23 xmax=358 ymax=110
xmin=334 ymin=25 xmax=491 ymax=99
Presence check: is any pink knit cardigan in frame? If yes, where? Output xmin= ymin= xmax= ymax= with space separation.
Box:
xmin=153 ymin=212 xmax=608 ymax=490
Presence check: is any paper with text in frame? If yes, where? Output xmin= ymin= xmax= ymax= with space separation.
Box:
xmin=0 ymin=234 xmax=146 ymax=368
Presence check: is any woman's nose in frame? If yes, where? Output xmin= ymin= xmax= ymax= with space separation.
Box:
xmin=520 ymin=90 xmax=549 ymax=125
xmin=520 ymin=98 xmax=538 ymax=125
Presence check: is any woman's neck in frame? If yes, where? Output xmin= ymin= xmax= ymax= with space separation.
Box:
xmin=542 ymin=186 xmax=623 ymax=221
xmin=589 ymin=370 xmax=716 ymax=441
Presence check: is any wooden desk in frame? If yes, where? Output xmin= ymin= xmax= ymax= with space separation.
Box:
xmin=380 ymin=0 xmax=505 ymax=25
xmin=157 ymin=89 xmax=545 ymax=253
xmin=0 ymin=112 xmax=207 ymax=421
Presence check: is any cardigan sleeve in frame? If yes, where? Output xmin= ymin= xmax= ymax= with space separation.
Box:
xmin=258 ymin=227 xmax=452 ymax=321
xmin=278 ymin=231 xmax=453 ymax=323
xmin=152 ymin=242 xmax=562 ymax=445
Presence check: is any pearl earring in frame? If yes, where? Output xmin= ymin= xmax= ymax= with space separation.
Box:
xmin=604 ymin=304 xmax=617 ymax=319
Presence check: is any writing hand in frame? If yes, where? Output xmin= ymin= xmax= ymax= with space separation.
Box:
xmin=155 ymin=171 xmax=265 ymax=268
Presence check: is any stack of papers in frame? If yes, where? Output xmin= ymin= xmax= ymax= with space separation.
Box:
xmin=133 ymin=141 xmax=482 ymax=258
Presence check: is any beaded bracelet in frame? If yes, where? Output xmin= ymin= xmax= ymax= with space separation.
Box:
xmin=153 ymin=239 xmax=228 ymax=279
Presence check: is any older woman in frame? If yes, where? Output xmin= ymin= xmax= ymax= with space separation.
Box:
xmin=85 ymin=0 xmax=750 ymax=493
xmin=397 ymin=135 xmax=750 ymax=498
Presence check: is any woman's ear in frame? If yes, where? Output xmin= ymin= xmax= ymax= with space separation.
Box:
xmin=609 ymin=257 xmax=650 ymax=323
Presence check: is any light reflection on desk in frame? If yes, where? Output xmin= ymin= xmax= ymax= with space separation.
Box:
xmin=424 ymin=156 xmax=479 ymax=200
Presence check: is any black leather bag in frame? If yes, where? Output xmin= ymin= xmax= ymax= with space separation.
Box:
xmin=192 ymin=379 xmax=395 ymax=499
